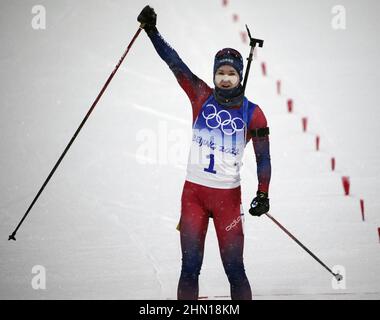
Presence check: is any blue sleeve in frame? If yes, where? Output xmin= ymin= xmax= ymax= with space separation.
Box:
xmin=146 ymin=28 xmax=194 ymax=79
xmin=145 ymin=28 xmax=211 ymax=103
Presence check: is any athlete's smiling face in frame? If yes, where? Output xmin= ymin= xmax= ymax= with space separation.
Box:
xmin=214 ymin=65 xmax=240 ymax=90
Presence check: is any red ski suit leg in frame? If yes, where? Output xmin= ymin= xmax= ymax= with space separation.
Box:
xmin=178 ymin=181 xmax=252 ymax=300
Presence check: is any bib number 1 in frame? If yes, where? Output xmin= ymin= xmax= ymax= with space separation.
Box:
xmin=204 ymin=154 xmax=217 ymax=174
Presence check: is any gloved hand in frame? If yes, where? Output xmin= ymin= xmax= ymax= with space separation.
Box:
xmin=249 ymin=191 xmax=270 ymax=217
xmin=137 ymin=5 xmax=157 ymax=32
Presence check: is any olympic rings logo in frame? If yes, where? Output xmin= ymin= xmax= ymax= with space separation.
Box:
xmin=202 ymin=104 xmax=245 ymax=136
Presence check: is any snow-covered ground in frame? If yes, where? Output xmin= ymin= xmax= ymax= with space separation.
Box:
xmin=0 ymin=0 xmax=379 ymax=300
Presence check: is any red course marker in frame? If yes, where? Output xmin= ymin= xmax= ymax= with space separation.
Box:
xmin=240 ymin=31 xmax=247 ymax=44
xmin=316 ymin=135 xmax=320 ymax=151
xmin=360 ymin=199 xmax=365 ymax=221
xmin=287 ymin=99 xmax=293 ymax=113
xmin=342 ymin=176 xmax=350 ymax=196
xmin=378 ymin=228 xmax=380 ymax=243
xmin=276 ymin=80 xmax=281 ymax=95
xmin=331 ymin=157 xmax=336 ymax=171
xmin=302 ymin=117 xmax=308 ymax=132
xmin=222 ymin=0 xmax=228 ymax=7
xmin=232 ymin=14 xmax=239 ymax=22
xmin=261 ymin=62 xmax=267 ymax=76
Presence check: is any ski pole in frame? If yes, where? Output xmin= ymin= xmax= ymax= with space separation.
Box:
xmin=242 ymin=24 xmax=264 ymax=95
xmin=241 ymin=25 xmax=264 ymax=139
xmin=8 ymin=24 xmax=145 ymax=241
xmin=265 ymin=212 xmax=343 ymax=281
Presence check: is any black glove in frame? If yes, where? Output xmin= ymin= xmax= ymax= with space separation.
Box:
xmin=137 ymin=5 xmax=157 ymax=32
xmin=249 ymin=191 xmax=270 ymax=217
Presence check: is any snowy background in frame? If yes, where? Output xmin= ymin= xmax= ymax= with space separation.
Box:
xmin=0 ymin=0 xmax=379 ymax=299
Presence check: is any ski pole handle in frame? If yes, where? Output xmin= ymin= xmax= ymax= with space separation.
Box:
xmin=242 ymin=25 xmax=264 ymax=95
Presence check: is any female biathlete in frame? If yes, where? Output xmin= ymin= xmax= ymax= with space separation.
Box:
xmin=138 ymin=6 xmax=271 ymax=300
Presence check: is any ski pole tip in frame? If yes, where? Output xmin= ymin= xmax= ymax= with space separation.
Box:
xmin=334 ymin=273 xmax=343 ymax=282
xmin=245 ymin=24 xmax=252 ymax=37
xmin=8 ymin=233 xmax=16 ymax=241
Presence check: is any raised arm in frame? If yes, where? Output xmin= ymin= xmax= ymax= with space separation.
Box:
xmin=138 ymin=6 xmax=212 ymax=122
